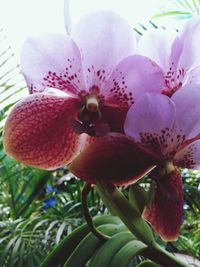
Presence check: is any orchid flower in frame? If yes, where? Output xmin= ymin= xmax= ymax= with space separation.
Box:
xmin=3 ymin=10 xmax=164 ymax=170
xmin=137 ymin=17 xmax=200 ymax=97
xmin=70 ymin=85 xmax=200 ymax=241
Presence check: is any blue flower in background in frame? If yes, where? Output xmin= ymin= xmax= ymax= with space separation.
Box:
xmin=45 ymin=185 xmax=53 ymax=193
xmin=44 ymin=197 xmax=56 ymax=210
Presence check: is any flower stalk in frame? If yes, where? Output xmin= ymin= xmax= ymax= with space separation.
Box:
xmin=96 ymin=179 xmax=189 ymax=267
xmin=81 ymin=182 xmax=109 ymax=240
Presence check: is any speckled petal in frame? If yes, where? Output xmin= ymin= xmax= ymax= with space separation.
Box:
xmin=21 ymin=33 xmax=86 ymax=94
xmin=3 ymin=93 xmax=84 ymax=169
xmin=103 ymin=55 xmax=164 ymax=108
xmin=72 ymin=10 xmax=135 ymax=89
xmin=143 ymin=169 xmax=183 ymax=241
xmin=69 ymin=133 xmax=156 ymax=185
xmin=172 ymin=84 xmax=200 ymax=139
xmin=174 ymin=140 xmax=200 ymax=169
xmin=124 ymin=93 xmax=176 ymax=158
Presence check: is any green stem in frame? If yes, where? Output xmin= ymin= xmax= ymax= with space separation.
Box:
xmin=81 ymin=182 xmax=109 ymax=241
xmin=96 ymin=180 xmax=155 ymax=245
xmin=96 ymin=180 xmax=189 ymax=267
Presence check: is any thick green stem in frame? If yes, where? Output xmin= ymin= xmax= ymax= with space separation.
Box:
xmin=96 ymin=180 xmax=189 ymax=267
xmin=96 ymin=180 xmax=155 ymax=245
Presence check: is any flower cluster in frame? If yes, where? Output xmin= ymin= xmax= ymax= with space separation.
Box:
xmin=3 ymin=6 xmax=200 ymax=242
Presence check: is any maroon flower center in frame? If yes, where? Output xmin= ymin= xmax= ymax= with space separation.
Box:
xmin=70 ymin=92 xmax=110 ymax=137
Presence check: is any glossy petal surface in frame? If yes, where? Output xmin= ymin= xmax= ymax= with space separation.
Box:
xmin=124 ymin=93 xmax=176 ymax=158
xmin=172 ymin=84 xmax=200 ymax=139
xmin=69 ymin=133 xmax=156 ymax=185
xmin=137 ymin=29 xmax=178 ymax=70
xmin=143 ymin=169 xmax=183 ymax=241
xmin=3 ymin=92 xmax=84 ymax=169
xmin=72 ymin=10 xmax=135 ymax=89
xmin=178 ymin=17 xmax=200 ymax=70
xmin=104 ymin=55 xmax=164 ymax=108
xmin=21 ymin=33 xmax=85 ymax=94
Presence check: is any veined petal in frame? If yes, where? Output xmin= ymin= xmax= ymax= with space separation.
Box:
xmin=137 ymin=28 xmax=178 ymax=71
xmin=69 ymin=133 xmax=156 ymax=185
xmin=72 ymin=10 xmax=135 ymax=89
xmin=172 ymin=84 xmax=200 ymax=139
xmin=21 ymin=33 xmax=86 ymax=95
xmin=174 ymin=140 xmax=200 ymax=169
xmin=104 ymin=55 xmax=164 ymax=108
xmin=143 ymin=169 xmax=183 ymax=241
xmin=137 ymin=28 xmax=189 ymax=96
xmin=124 ymin=93 xmax=176 ymax=158
xmin=3 ymin=93 xmax=84 ymax=169
xmin=178 ymin=17 xmax=200 ymax=71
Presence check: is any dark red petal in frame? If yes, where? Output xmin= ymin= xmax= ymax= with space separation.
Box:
xmin=69 ymin=133 xmax=156 ymax=185
xmin=3 ymin=93 xmax=84 ymax=169
xmin=143 ymin=169 xmax=183 ymax=241
xmin=101 ymin=105 xmax=127 ymax=133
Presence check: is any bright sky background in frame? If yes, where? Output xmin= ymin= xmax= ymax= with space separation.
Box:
xmin=0 ymin=0 xmax=179 ymax=63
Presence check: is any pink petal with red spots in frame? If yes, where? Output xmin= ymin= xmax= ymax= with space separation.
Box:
xmin=21 ymin=33 xmax=86 ymax=95
xmin=3 ymin=93 xmax=85 ymax=170
xmin=24 ymin=74 xmax=46 ymax=94
xmin=124 ymin=93 xmax=176 ymax=158
xmin=72 ymin=10 xmax=135 ymax=89
xmin=143 ymin=169 xmax=183 ymax=241
xmin=137 ymin=28 xmax=191 ymax=96
xmin=172 ymin=84 xmax=200 ymax=139
xmin=174 ymin=140 xmax=200 ymax=169
xmin=104 ymin=55 xmax=164 ymax=108
xmin=69 ymin=133 xmax=156 ymax=185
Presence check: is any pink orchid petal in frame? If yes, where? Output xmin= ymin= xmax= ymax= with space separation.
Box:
xmin=3 ymin=93 xmax=85 ymax=169
xmin=69 ymin=133 xmax=156 ymax=185
xmin=172 ymin=84 xmax=200 ymax=139
xmin=143 ymin=169 xmax=183 ymax=241
xmin=178 ymin=17 xmax=200 ymax=71
xmin=72 ymin=10 xmax=135 ymax=89
xmin=137 ymin=28 xmax=191 ymax=96
xmin=24 ymin=74 xmax=46 ymax=94
xmin=104 ymin=55 xmax=164 ymax=108
xmin=174 ymin=140 xmax=200 ymax=169
xmin=185 ymin=65 xmax=200 ymax=85
xmin=21 ymin=33 xmax=86 ymax=95
xmin=124 ymin=93 xmax=176 ymax=158
xmin=137 ymin=29 xmax=178 ymax=71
